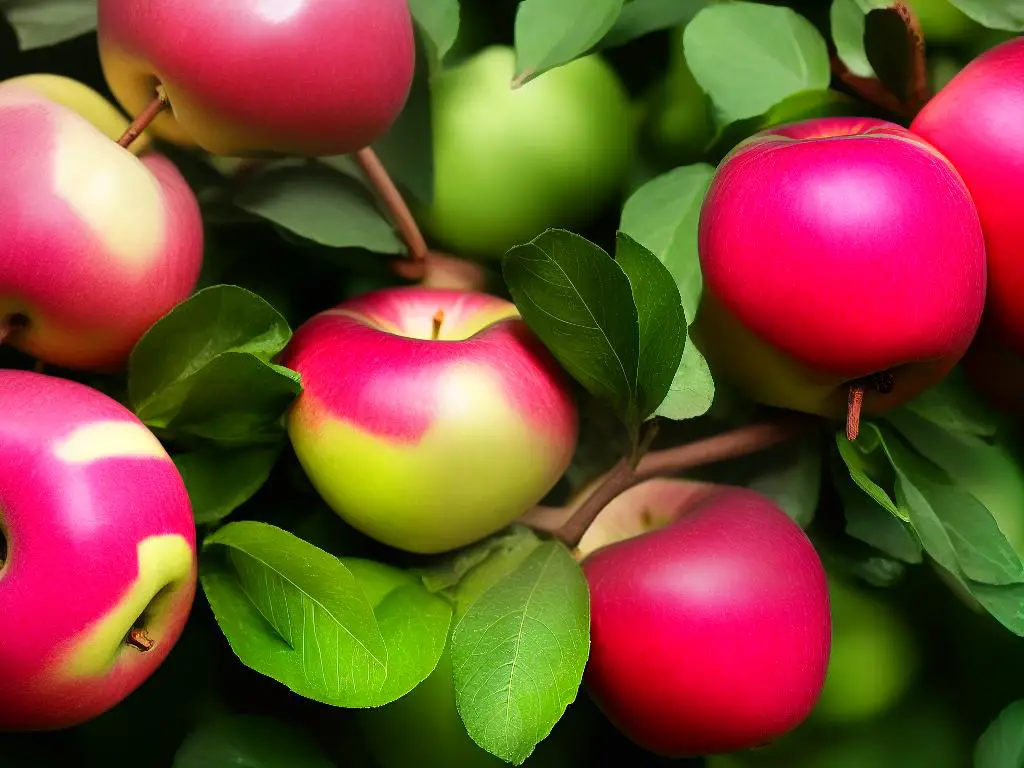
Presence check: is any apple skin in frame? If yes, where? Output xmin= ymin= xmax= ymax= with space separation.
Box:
xmin=0 ymin=82 xmax=203 ymax=371
xmin=582 ymin=481 xmax=831 ymax=757
xmin=418 ymin=46 xmax=635 ymax=260
xmin=0 ymin=370 xmax=197 ymax=731
xmin=912 ymin=38 xmax=1024 ymax=360
xmin=281 ymin=287 xmax=579 ymax=554
xmin=97 ymin=0 xmax=415 ymax=157
xmin=692 ymin=117 xmax=986 ymax=419
xmin=1 ymin=74 xmax=153 ymax=154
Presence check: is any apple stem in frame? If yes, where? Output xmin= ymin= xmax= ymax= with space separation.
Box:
xmin=540 ymin=415 xmax=818 ymax=550
xmin=846 ymin=385 xmax=865 ymax=441
xmin=117 ymin=86 xmax=170 ymax=150
xmin=432 ymin=310 xmax=445 ymax=340
xmin=355 ymin=147 xmax=428 ymax=280
xmin=126 ymin=627 xmax=155 ymax=652
xmin=0 ymin=313 xmax=27 ymax=348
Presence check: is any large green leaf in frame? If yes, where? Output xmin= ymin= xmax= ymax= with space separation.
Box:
xmin=0 ymin=0 xmax=96 ymax=50
xmin=683 ymin=2 xmax=831 ymax=124
xmin=408 ymin=0 xmax=460 ymax=70
xmin=173 ymin=446 xmax=282 ymax=525
xmin=975 ymin=699 xmax=1024 ymax=768
xmin=513 ymin=0 xmax=624 ymax=84
xmin=202 ymin=522 xmax=390 ymax=707
xmin=173 ymin=715 xmax=333 ymax=768
xmin=830 ymin=0 xmax=896 ymax=78
xmin=451 ymin=541 xmax=590 ymax=765
xmin=600 ymin=0 xmax=708 ymax=48
xmin=947 ymin=0 xmax=1024 ymax=31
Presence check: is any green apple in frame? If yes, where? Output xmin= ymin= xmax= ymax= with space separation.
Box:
xmin=813 ymin=577 xmax=917 ymax=725
xmin=418 ymin=46 xmax=635 ymax=260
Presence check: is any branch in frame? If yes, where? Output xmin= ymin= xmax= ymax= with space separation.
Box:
xmin=528 ymin=415 xmax=819 ymax=550
xmin=117 ymin=87 xmax=169 ymax=149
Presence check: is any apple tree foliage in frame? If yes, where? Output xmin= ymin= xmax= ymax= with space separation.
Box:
xmin=4 ymin=0 xmax=1024 ymax=767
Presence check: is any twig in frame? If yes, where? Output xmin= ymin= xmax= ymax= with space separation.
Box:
xmin=117 ymin=87 xmax=169 ymax=149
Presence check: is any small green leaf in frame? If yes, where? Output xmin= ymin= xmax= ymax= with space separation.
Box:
xmin=655 ymin=331 xmax=715 ymax=421
xmin=173 ymin=715 xmax=333 ymax=768
xmin=830 ymin=0 xmax=896 ymax=78
xmin=452 ymin=541 xmax=590 ymax=765
xmin=614 ymin=233 xmax=686 ymax=420
xmin=946 ymin=0 xmax=1024 ymax=31
xmin=619 ymin=164 xmax=714 ymax=320
xmin=503 ymin=229 xmax=641 ymax=426
xmin=235 ymin=165 xmax=404 ymax=253
xmin=975 ymin=699 xmax=1024 ymax=768
xmin=202 ymin=522 xmax=390 ymax=707
xmin=0 ymin=0 xmax=96 ymax=50
xmin=967 ymin=581 xmax=1024 ymax=636
xmin=173 ymin=446 xmax=282 ymax=525
xmin=746 ymin=437 xmax=823 ymax=529
xmin=600 ymin=0 xmax=708 ymax=49
xmin=902 ymin=368 xmax=1000 ymax=438
xmin=835 ymin=425 xmax=903 ymax=520
xmin=683 ymin=2 xmax=831 ymax=124
xmin=834 ymin=458 xmax=923 ymax=563
xmin=408 ymin=0 xmax=460 ymax=68
xmin=513 ymin=0 xmax=624 ymax=83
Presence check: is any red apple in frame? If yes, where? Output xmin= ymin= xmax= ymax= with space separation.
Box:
xmin=0 ymin=82 xmax=203 ymax=371
xmin=96 ymin=0 xmax=415 ymax=157
xmin=0 ymin=370 xmax=197 ymax=731
xmin=281 ymin=287 xmax=579 ymax=554
xmin=692 ymin=117 xmax=986 ymax=422
xmin=582 ymin=481 xmax=831 ymax=757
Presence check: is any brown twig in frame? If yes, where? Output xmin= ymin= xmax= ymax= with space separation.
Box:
xmin=542 ymin=415 xmax=818 ymax=549
xmin=117 ymin=87 xmax=169 ymax=149
xmin=126 ymin=628 xmax=155 ymax=652
xmin=355 ymin=147 xmax=429 ymax=279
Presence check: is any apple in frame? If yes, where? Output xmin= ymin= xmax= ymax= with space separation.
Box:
xmin=417 ymin=46 xmax=635 ymax=261
xmin=691 ymin=117 xmax=986 ymax=424
xmin=96 ymin=0 xmax=415 ymax=157
xmin=280 ymin=286 xmax=578 ymax=554
xmin=813 ymin=576 xmax=917 ymax=725
xmin=1 ymin=74 xmax=153 ymax=153
xmin=0 ymin=81 xmax=203 ymax=371
xmin=582 ymin=482 xmax=831 ymax=757
xmin=912 ymin=39 xmax=1024 ymax=366
xmin=0 ymin=370 xmax=197 ymax=731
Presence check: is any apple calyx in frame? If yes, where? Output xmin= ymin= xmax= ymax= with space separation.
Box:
xmin=117 ymin=86 xmax=169 ymax=149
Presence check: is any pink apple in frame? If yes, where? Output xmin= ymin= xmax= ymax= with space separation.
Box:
xmin=97 ymin=0 xmax=415 ymax=157
xmin=281 ymin=287 xmax=579 ymax=554
xmin=912 ymin=37 xmax=1024 ymax=358
xmin=0 ymin=370 xmax=197 ymax=731
xmin=582 ymin=481 xmax=831 ymax=757
xmin=0 ymin=82 xmax=203 ymax=372
xmin=692 ymin=117 xmax=986 ymax=421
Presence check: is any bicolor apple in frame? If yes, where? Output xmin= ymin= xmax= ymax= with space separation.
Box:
xmin=582 ymin=480 xmax=831 ymax=757
xmin=692 ymin=117 xmax=986 ymax=427
xmin=0 ymin=82 xmax=203 ymax=371
xmin=281 ymin=287 xmax=578 ymax=554
xmin=0 ymin=370 xmax=197 ymax=731
xmin=97 ymin=0 xmax=415 ymax=157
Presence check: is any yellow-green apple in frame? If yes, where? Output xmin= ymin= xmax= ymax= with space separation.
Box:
xmin=912 ymin=38 xmax=1024 ymax=409
xmin=281 ymin=287 xmax=578 ymax=554
xmin=691 ymin=117 xmax=986 ymax=426
xmin=813 ymin=576 xmax=917 ymax=724
xmin=0 ymin=370 xmax=197 ymax=731
xmin=582 ymin=481 xmax=831 ymax=757
xmin=418 ymin=46 xmax=635 ymax=260
xmin=96 ymin=0 xmax=415 ymax=157
xmin=1 ymin=74 xmax=153 ymax=153
xmin=0 ymin=81 xmax=203 ymax=371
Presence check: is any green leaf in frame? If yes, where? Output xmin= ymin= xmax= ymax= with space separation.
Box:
xmin=834 ymin=457 xmax=922 ymax=563
xmin=513 ymin=0 xmax=624 ymax=84
xmin=835 ymin=425 xmax=903 ymax=520
xmin=614 ymin=233 xmax=686 ymax=420
xmin=173 ymin=446 xmax=282 ymax=525
xmin=619 ymin=163 xmax=714 ymax=320
xmin=683 ymin=2 xmax=831 ymax=124
xmin=235 ymin=165 xmax=404 ymax=253
xmin=173 ymin=715 xmax=333 ymax=768
xmin=202 ymin=522 xmax=390 ymax=707
xmin=655 ymin=335 xmax=715 ymax=421
xmin=975 ymin=699 xmax=1024 ymax=768
xmin=341 ymin=558 xmax=453 ymax=704
xmin=0 ymin=0 xmax=96 ymax=50
xmin=746 ymin=436 xmax=823 ymax=529
xmin=947 ymin=0 xmax=1024 ymax=31
xmin=452 ymin=541 xmax=590 ymax=765
xmin=865 ymin=5 xmax=922 ymax=107
xmin=600 ymin=0 xmax=708 ymax=49
xmin=967 ymin=581 xmax=1024 ymax=636
xmin=902 ymin=368 xmax=1000 ymax=438
xmin=408 ymin=0 xmax=460 ymax=69
xmin=830 ymin=0 xmax=895 ymax=78
xmin=503 ymin=229 xmax=641 ymax=427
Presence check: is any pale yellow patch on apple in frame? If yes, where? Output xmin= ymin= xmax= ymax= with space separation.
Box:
xmin=51 ymin=106 xmax=166 ymax=272
xmin=292 ymin=364 xmax=565 ymax=554
xmin=54 ymin=420 xmax=169 ymax=465
xmin=61 ymin=535 xmax=194 ymax=678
